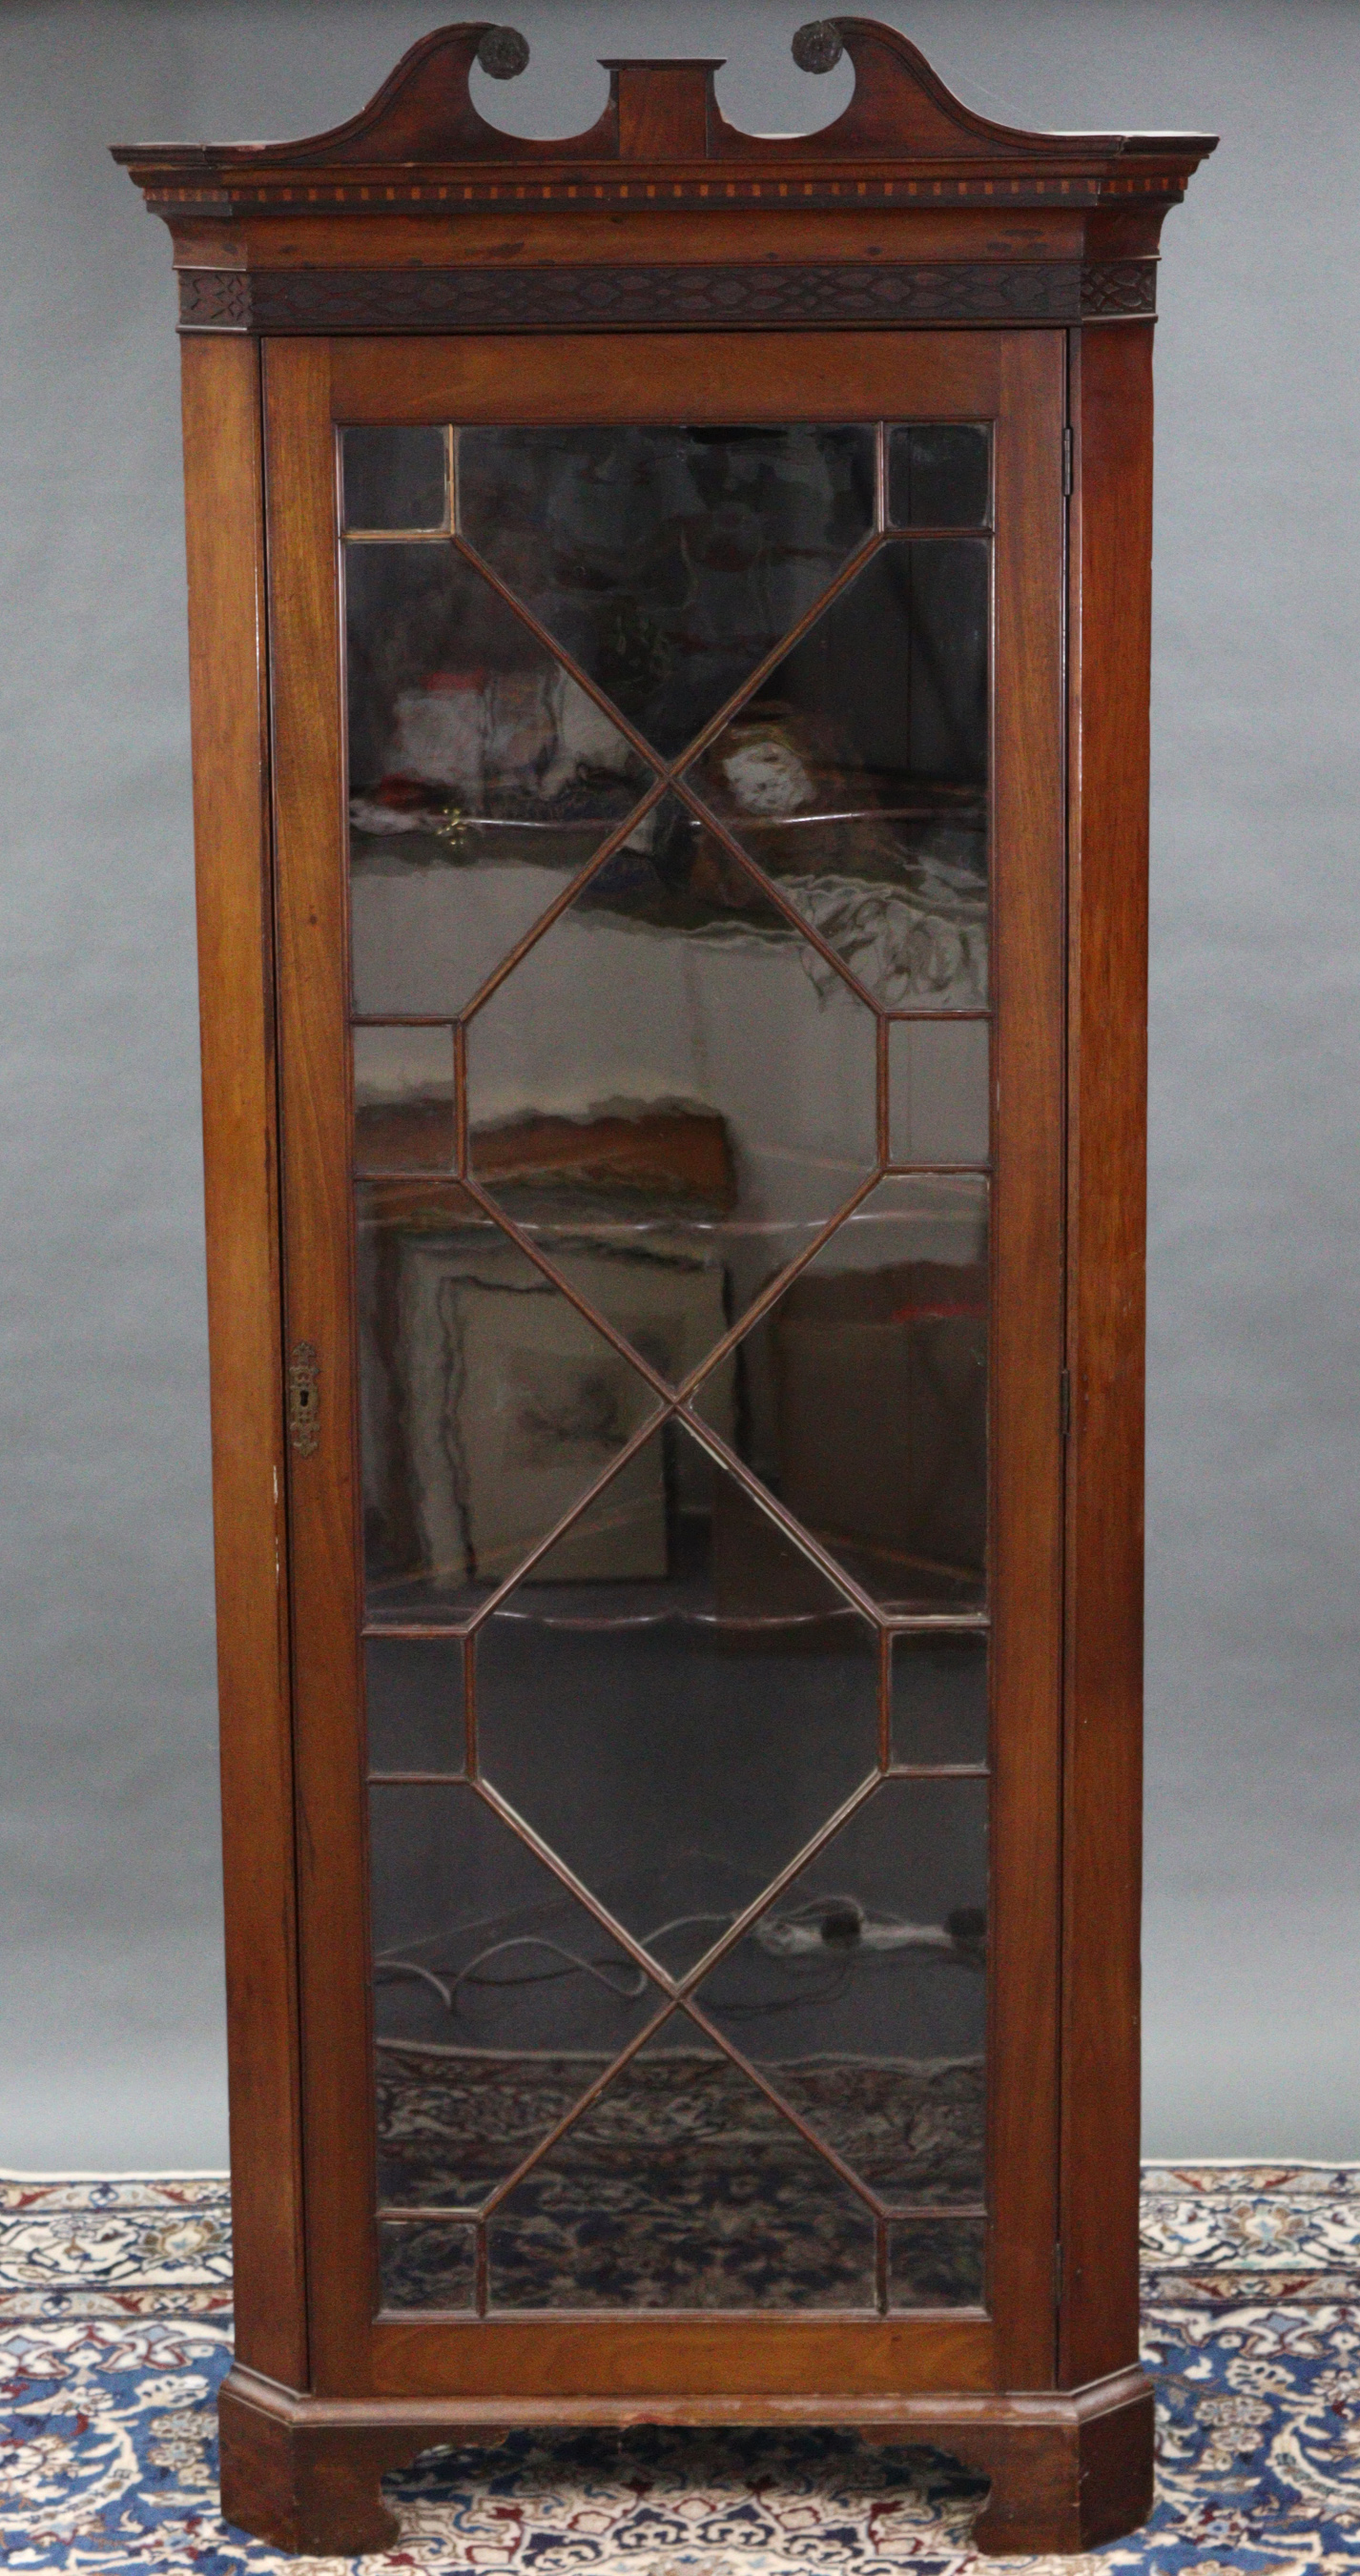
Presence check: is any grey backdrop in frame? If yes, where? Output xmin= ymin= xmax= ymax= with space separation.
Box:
xmin=1 ymin=0 xmax=1356 ymax=2173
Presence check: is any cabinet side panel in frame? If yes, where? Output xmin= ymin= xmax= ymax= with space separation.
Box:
xmin=180 ymin=334 xmax=306 ymax=2385
xmin=1061 ymin=322 xmax=1153 ymax=2387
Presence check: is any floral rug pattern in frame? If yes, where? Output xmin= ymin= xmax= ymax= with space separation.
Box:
xmin=2 ymin=2162 xmax=1357 ymax=2573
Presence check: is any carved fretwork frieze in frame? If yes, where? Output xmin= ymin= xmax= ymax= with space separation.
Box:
xmin=178 ymin=256 xmax=1159 ymax=336
xmin=179 ymin=270 xmax=253 ymax=331
xmin=1078 ymin=259 xmax=1158 ymax=317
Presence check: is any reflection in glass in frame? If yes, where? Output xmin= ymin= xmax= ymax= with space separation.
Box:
xmin=891 ymin=1635 xmax=988 ymax=1768
xmin=343 ymin=425 xmax=448 ymax=533
xmin=346 ymin=543 xmax=653 ymax=1017
xmin=366 ymin=1636 xmax=464 ymax=1775
xmin=692 ymin=1176 xmax=988 ymax=1612
xmin=458 ymin=425 xmax=876 ymax=759
xmin=889 ymin=1019 xmax=990 ymax=1166
xmin=378 ymin=2218 xmax=475 ymax=2310
xmin=888 ymin=425 xmax=990 ymax=530
xmin=687 ymin=543 xmax=988 ymax=1009
xmin=695 ymin=1779 xmax=987 ymax=2207
xmin=356 ymin=1182 xmax=664 ymax=1623
xmin=888 ymin=2218 xmax=986 ymax=2308
xmin=370 ymin=1782 xmax=666 ymax=2207
xmin=345 ymin=424 xmax=999 ymax=2311
xmin=465 ymin=794 xmax=878 ymax=1350
xmin=478 ymin=1415 xmax=877 ymax=1973
xmin=487 ymin=2015 xmax=876 ymax=2309
xmin=353 ymin=1024 xmax=454 ymax=1172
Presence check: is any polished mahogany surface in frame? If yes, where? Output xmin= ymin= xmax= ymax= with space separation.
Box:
xmin=115 ymin=15 xmax=1214 ymax=2555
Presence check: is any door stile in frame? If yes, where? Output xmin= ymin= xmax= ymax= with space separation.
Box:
xmin=264 ymin=337 xmax=378 ymax=2393
xmin=984 ymin=331 xmax=1067 ymax=2388
xmin=268 ymin=328 xmax=1066 ymax=2400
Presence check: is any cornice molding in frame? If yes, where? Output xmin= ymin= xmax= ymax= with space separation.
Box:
xmin=114 ymin=17 xmax=1217 ymax=205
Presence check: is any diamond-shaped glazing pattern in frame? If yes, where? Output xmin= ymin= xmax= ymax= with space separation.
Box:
xmin=370 ymin=1782 xmax=667 ymax=2208
xmin=458 ymin=425 xmax=876 ymax=760
xmin=694 ymin=1778 xmax=987 ymax=2208
xmin=464 ymin=794 xmax=878 ymax=1372
xmin=691 ymin=1175 xmax=988 ymax=1612
xmin=346 ymin=542 xmax=653 ymax=1017
xmin=686 ymin=542 xmax=988 ymax=1008
xmin=356 ymin=1182 xmax=665 ymax=1623
xmin=478 ymin=1414 xmax=878 ymax=1973
xmin=349 ymin=418 xmax=998 ymax=2306
xmin=486 ymin=2014 xmax=877 ymax=2309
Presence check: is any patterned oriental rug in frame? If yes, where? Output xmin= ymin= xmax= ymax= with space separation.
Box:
xmin=1 ymin=2162 xmax=1356 ymax=2573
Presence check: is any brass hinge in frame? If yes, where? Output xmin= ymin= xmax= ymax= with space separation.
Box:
xmin=1060 ymin=1367 xmax=1071 ymax=1438
xmin=288 ymin=1340 xmax=320 ymax=1456
xmin=1062 ymin=426 xmax=1074 ymax=497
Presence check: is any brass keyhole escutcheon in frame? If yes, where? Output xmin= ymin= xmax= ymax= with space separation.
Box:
xmin=288 ymin=1340 xmax=319 ymax=1456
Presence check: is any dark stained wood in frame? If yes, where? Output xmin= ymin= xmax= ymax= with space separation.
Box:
xmin=328 ymin=325 xmax=999 ymax=422
xmin=113 ymin=21 xmax=1214 ymax=340
xmin=371 ymin=2311 xmax=996 ymax=2402
xmin=123 ymin=20 xmax=1212 ymax=2555
xmin=1059 ymin=320 xmax=1156 ymax=2390
xmin=262 ymin=338 xmax=374 ymax=2396
xmin=177 ymin=258 xmax=1154 ymax=336
xmin=263 ymin=320 xmax=1065 ymax=2410
xmin=113 ymin=18 xmax=1214 ymax=189
xmin=179 ymin=333 xmax=306 ymax=2389
xmin=986 ymin=329 xmax=1067 ymax=2390
xmin=611 ymin=59 xmax=715 ymax=160
xmin=218 ymin=2370 xmax=447 ymax=2554
xmin=175 ymin=205 xmax=1089 ymax=272
xmin=218 ymin=2360 xmax=1149 ymax=2557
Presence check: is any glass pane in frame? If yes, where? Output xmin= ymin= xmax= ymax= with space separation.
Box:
xmin=353 ymin=1024 xmax=454 ymax=1173
xmin=889 ymin=1019 xmax=989 ymax=1166
xmin=477 ymin=1415 xmax=877 ymax=1974
xmin=888 ymin=2218 xmax=985 ymax=2308
xmin=356 ymin=1182 xmax=664 ymax=1624
xmin=347 ymin=427 xmax=1005 ymax=2311
xmin=458 ymin=425 xmax=876 ymax=759
xmin=343 ymin=425 xmax=448 ymax=533
xmin=685 ymin=543 xmax=988 ymax=1009
xmin=887 ymin=426 xmax=990 ymax=530
xmin=486 ymin=2016 xmax=876 ymax=2309
xmin=692 ymin=1176 xmax=989 ymax=1612
xmin=465 ymin=793 xmax=878 ymax=1360
xmin=891 ymin=1634 xmax=988 ymax=1768
xmin=695 ymin=1779 xmax=987 ymax=2207
xmin=366 ymin=1636 xmax=464 ymax=1774
xmin=346 ymin=542 xmax=653 ymax=1016
xmin=352 ymin=823 xmax=613 ymax=1022
xmin=378 ymin=2218 xmax=475 ymax=2310
xmin=371 ymin=1782 xmax=667 ymax=2211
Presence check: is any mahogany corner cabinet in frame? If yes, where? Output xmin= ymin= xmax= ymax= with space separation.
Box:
xmin=115 ymin=20 xmax=1214 ymax=2556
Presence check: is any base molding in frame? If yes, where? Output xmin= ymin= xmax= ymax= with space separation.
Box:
xmin=218 ymin=2363 xmax=1154 ymax=2557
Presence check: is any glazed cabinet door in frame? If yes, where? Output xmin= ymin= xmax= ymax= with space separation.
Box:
xmin=265 ymin=329 xmax=1065 ymax=2402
